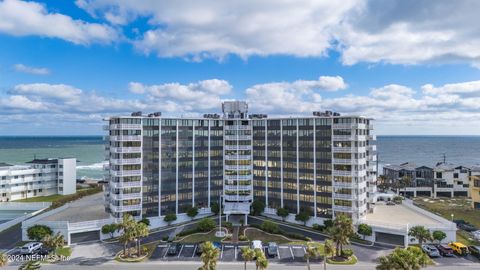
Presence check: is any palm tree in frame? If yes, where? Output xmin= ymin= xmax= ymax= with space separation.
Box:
xmin=134 ymin=221 xmax=149 ymax=256
xmin=376 ymin=246 xmax=429 ymax=270
xmin=0 ymin=252 xmax=7 ymax=267
xmin=304 ymin=242 xmax=321 ymax=270
xmin=330 ymin=214 xmax=354 ymax=257
xmin=19 ymin=261 xmax=41 ymax=270
xmin=400 ymin=175 xmax=412 ymax=196
xmin=200 ymin=241 xmax=220 ymax=270
xmin=240 ymin=246 xmax=255 ymax=270
xmin=119 ymin=214 xmax=137 ymax=257
xmin=408 ymin=226 xmax=431 ymax=246
xmin=323 ymin=239 xmax=335 ymax=270
xmin=42 ymin=232 xmax=64 ymax=251
xmin=254 ymin=249 xmax=268 ymax=270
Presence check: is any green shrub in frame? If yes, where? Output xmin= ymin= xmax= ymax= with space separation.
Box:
xmin=312 ymin=224 xmax=325 ymax=232
xmin=27 ymin=225 xmax=53 ymax=241
xmin=139 ymin=218 xmax=150 ymax=226
xmin=341 ymin=249 xmax=354 ymax=258
xmin=251 ymin=199 xmax=265 ymax=216
xmin=323 ymin=219 xmax=333 ymax=228
xmin=197 ymin=218 xmax=216 ymax=232
xmin=224 ymin=221 xmax=233 ymax=231
xmin=164 ymin=213 xmax=177 ymax=224
xmin=261 ymin=221 xmax=280 ymax=234
xmin=177 ymin=228 xmax=200 ymax=237
xmin=162 ymin=236 xmax=169 ymax=241
xmin=210 ymin=202 xmax=219 ymax=214
xmin=239 ymin=235 xmax=248 ymax=241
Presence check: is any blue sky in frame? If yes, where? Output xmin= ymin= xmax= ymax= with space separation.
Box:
xmin=1 ymin=0 xmax=480 ymax=135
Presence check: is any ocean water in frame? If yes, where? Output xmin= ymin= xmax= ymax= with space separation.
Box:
xmin=0 ymin=136 xmax=479 ymax=180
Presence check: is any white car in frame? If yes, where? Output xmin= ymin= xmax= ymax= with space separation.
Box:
xmin=251 ymin=240 xmax=263 ymax=250
xmin=20 ymin=242 xmax=43 ymax=255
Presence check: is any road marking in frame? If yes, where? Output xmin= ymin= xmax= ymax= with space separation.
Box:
xmin=277 ymin=248 xmax=280 ymax=259
xmin=192 ymin=245 xmax=197 ymax=258
xmin=177 ymin=245 xmax=184 ymax=258
xmin=221 ymin=244 xmax=224 ymax=259
xmin=289 ymin=246 xmax=294 ymax=259
xmin=157 ymin=245 xmax=168 ymax=248
xmin=163 ymin=245 xmax=170 ymax=259
xmin=225 ymin=245 xmax=234 ymax=248
xmin=235 ymin=246 xmax=238 ymax=260
xmin=184 ymin=245 xmax=194 ymax=248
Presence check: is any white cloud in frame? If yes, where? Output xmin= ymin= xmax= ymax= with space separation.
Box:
xmin=13 ymin=64 xmax=50 ymax=75
xmin=0 ymin=0 xmax=118 ymax=45
xmin=3 ymin=77 xmax=480 ymax=134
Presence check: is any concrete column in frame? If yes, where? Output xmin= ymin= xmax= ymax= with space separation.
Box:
xmin=244 ymin=214 xmax=248 ymax=225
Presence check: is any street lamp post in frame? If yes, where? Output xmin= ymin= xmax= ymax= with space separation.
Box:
xmin=215 ymin=195 xmax=225 ymax=237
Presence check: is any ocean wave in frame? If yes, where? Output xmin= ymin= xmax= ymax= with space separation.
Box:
xmin=76 ymin=161 xmax=106 ymax=170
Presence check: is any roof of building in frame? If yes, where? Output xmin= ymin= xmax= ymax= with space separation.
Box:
xmin=434 ymin=162 xmax=470 ymax=171
xmin=26 ymin=158 xmax=58 ymax=164
xmin=383 ymin=162 xmax=430 ymax=171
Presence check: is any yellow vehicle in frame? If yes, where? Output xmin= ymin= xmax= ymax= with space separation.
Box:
xmin=448 ymin=242 xmax=469 ymax=256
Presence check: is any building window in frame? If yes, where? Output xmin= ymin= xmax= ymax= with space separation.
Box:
xmin=436 ymin=172 xmax=442 ymax=178
xmin=453 ymin=173 xmax=459 ymax=178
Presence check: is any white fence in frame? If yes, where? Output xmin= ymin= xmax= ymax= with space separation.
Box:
xmin=0 ymin=202 xmax=51 ymax=211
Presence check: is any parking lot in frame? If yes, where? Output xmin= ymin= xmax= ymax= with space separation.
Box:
xmin=150 ymin=243 xmax=317 ymax=263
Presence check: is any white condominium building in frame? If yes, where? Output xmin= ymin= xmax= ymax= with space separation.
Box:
xmin=104 ymin=101 xmax=377 ymax=226
xmin=0 ymin=158 xmax=77 ymax=202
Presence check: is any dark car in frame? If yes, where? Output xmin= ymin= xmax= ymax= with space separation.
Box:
xmin=266 ymin=242 xmax=278 ymax=257
xmin=35 ymin=247 xmax=52 ymax=256
xmin=468 ymin=246 xmax=480 ymax=259
xmin=435 ymin=244 xmax=454 ymax=257
xmin=459 ymin=223 xmax=477 ymax=232
xmin=167 ymin=243 xmax=182 ymax=256
xmin=196 ymin=242 xmax=205 ymax=255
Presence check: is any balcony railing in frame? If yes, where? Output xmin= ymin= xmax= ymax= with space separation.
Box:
xmin=332 ymin=123 xmax=366 ymax=129
xmin=332 ymin=135 xmax=367 ymax=141
xmin=224 ymin=125 xmax=251 ymax=130
xmin=332 ymin=193 xmax=356 ymax=200
xmin=110 ymin=203 xmax=142 ymax=212
xmin=110 ymin=170 xmax=141 ymax=177
xmin=110 ymin=124 xmax=142 ymax=130
xmin=224 ymin=135 xmax=252 ymax=141
xmin=111 ymin=181 xmax=142 ymax=188
xmin=224 ymin=195 xmax=253 ymax=201
xmin=332 ymin=205 xmax=354 ymax=213
xmin=110 ymin=147 xmax=142 ymax=153
xmin=224 ymin=145 xmax=252 ymax=151
xmin=224 ymin=165 xmax=252 ymax=170
xmin=110 ymin=158 xmax=142 ymax=165
xmin=332 ymin=158 xmax=366 ymax=165
xmin=109 ymin=135 xmax=142 ymax=141
xmin=110 ymin=193 xmax=142 ymax=200
xmin=224 ymin=155 xmax=251 ymax=161
xmin=333 ymin=182 xmax=355 ymax=188
xmin=224 ymin=185 xmax=251 ymax=191
xmin=332 ymin=146 xmax=366 ymax=153
xmin=333 ymin=170 xmax=366 ymax=177
xmin=224 ymin=174 xmax=252 ymax=181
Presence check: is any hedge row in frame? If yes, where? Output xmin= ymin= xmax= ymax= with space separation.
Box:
xmin=50 ymin=185 xmax=103 ymax=209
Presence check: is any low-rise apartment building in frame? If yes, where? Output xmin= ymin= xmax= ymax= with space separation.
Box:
xmin=470 ymin=166 xmax=480 ymax=209
xmin=383 ymin=162 xmax=470 ymax=198
xmin=0 ymin=158 xmax=76 ymax=202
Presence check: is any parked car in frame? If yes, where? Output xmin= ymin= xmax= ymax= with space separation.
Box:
xmin=266 ymin=242 xmax=278 ymax=257
xmin=212 ymin=242 xmax=222 ymax=250
xmin=196 ymin=242 xmax=205 ymax=255
xmin=35 ymin=247 xmax=52 ymax=256
xmin=434 ymin=244 xmax=454 ymax=257
xmin=251 ymin=240 xmax=263 ymax=250
xmin=167 ymin=243 xmax=182 ymax=256
xmin=468 ymin=246 xmax=480 ymax=259
xmin=471 ymin=230 xmax=480 ymax=241
xmin=458 ymin=223 xmax=477 ymax=232
xmin=386 ymin=201 xmax=396 ymax=206
xmin=449 ymin=242 xmax=469 ymax=256
xmin=20 ymin=242 xmax=43 ymax=255
xmin=421 ymin=244 xmax=440 ymax=257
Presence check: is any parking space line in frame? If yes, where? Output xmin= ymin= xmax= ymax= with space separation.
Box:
xmin=192 ymin=245 xmax=197 ymax=258
xmin=289 ymin=246 xmax=294 ymax=259
xmin=177 ymin=244 xmax=184 ymax=258
xmin=221 ymin=244 xmax=224 ymax=259
xmin=157 ymin=245 xmax=168 ymax=248
xmin=277 ymin=248 xmax=280 ymax=259
xmin=235 ymin=246 xmax=238 ymax=260
xmin=163 ymin=244 xmax=170 ymax=259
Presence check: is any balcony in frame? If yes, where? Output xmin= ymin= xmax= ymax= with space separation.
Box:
xmin=332 ymin=123 xmax=366 ymax=130
xmin=110 ymin=193 xmax=142 ymax=200
xmin=332 ymin=146 xmax=366 ymax=153
xmin=224 ymin=165 xmax=252 ymax=170
xmin=224 ymin=174 xmax=252 ymax=181
xmin=332 ymin=158 xmax=366 ymax=165
xmin=224 ymin=145 xmax=252 ymax=151
xmin=224 ymin=185 xmax=251 ymax=191
xmin=224 ymin=155 xmax=251 ymax=161
xmin=333 ymin=182 xmax=355 ymax=188
xmin=224 ymin=135 xmax=252 ymax=141
xmin=110 ymin=147 xmax=142 ymax=153
xmin=110 ymin=124 xmax=142 ymax=130
xmin=332 ymin=205 xmax=354 ymax=213
xmin=333 ymin=170 xmax=366 ymax=177
xmin=109 ymin=135 xmax=142 ymax=141
xmin=110 ymin=170 xmax=141 ymax=177
xmin=332 ymin=193 xmax=356 ymax=200
xmin=109 ymin=203 xmax=142 ymax=212
xmin=110 ymin=158 xmax=142 ymax=165
xmin=224 ymin=195 xmax=253 ymax=201
xmin=332 ymin=135 xmax=367 ymax=141
xmin=367 ymin=145 xmax=377 ymax=151
xmin=224 ymin=125 xmax=251 ymax=130
xmin=368 ymin=134 xmax=376 ymax=140
xmin=111 ymin=181 xmax=142 ymax=188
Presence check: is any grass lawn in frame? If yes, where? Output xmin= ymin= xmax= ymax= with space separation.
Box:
xmin=413 ymin=197 xmax=480 ymax=245
xmin=178 ymin=229 xmax=225 ymax=243
xmin=15 ymin=194 xmax=64 ymax=202
xmin=54 ymin=247 xmax=72 ymax=257
xmin=244 ymin=228 xmax=302 ymax=244
xmin=327 ymin=255 xmax=358 ymax=265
